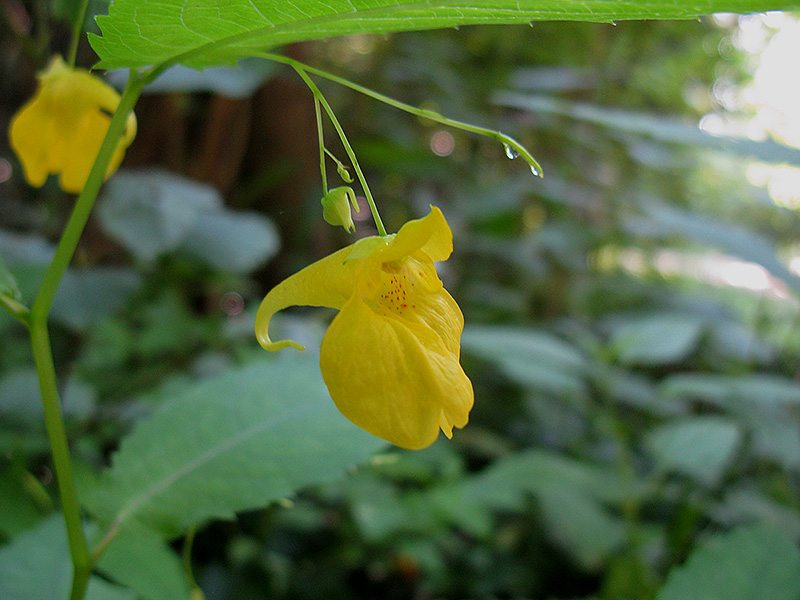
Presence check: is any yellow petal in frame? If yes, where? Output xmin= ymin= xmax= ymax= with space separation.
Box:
xmin=254 ymin=244 xmax=362 ymax=351
xmin=8 ymin=56 xmax=136 ymax=193
xmin=320 ymin=292 xmax=472 ymax=449
xmin=8 ymin=98 xmax=50 ymax=187
xmin=376 ymin=206 xmax=453 ymax=263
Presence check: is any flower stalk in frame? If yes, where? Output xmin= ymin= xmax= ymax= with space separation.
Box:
xmin=258 ymin=52 xmax=542 ymax=178
xmin=22 ymin=69 xmax=149 ymax=600
xmin=290 ymin=63 xmax=387 ymax=236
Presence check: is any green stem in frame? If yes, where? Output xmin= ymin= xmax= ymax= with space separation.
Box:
xmin=30 ymin=73 xmax=145 ymax=323
xmin=30 ymin=324 xmax=90 ymax=600
xmin=324 ymin=148 xmax=353 ymax=183
xmin=27 ymin=69 xmax=149 ymax=600
xmin=258 ymin=52 xmax=542 ymax=177
xmin=66 ymin=0 xmax=91 ymax=67
xmin=314 ymin=96 xmax=328 ymax=194
xmin=290 ymin=63 xmax=387 ymax=237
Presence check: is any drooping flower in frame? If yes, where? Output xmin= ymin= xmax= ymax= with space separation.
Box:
xmin=8 ymin=56 xmax=137 ymax=193
xmin=255 ymin=206 xmax=473 ymax=450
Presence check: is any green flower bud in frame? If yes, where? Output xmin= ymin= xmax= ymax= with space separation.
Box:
xmin=321 ymin=186 xmax=359 ymax=233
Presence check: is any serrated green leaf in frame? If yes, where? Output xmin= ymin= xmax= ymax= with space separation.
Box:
xmin=657 ymin=522 xmax=800 ymax=600
xmin=90 ymin=0 xmax=800 ymax=70
xmin=84 ymin=355 xmax=386 ymax=536
xmin=645 ymin=417 xmax=741 ymax=486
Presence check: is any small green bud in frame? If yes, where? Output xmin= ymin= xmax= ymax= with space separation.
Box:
xmin=337 ymin=163 xmax=354 ymax=183
xmin=321 ymin=186 xmax=359 ymax=233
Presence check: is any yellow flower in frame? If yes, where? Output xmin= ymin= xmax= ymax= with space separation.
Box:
xmin=255 ymin=206 xmax=474 ymax=449
xmin=8 ymin=56 xmax=137 ymax=193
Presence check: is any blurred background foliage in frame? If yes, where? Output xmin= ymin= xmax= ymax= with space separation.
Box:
xmin=2 ymin=3 xmax=800 ymax=599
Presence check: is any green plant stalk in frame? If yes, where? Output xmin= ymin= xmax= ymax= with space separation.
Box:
xmin=28 ymin=70 xmax=148 ymax=600
xmin=66 ymin=0 xmax=91 ymax=67
xmin=290 ymin=63 xmax=387 ymax=237
xmin=324 ymin=148 xmax=353 ymax=182
xmin=259 ymin=52 xmax=542 ymax=177
xmin=314 ymin=96 xmax=328 ymax=193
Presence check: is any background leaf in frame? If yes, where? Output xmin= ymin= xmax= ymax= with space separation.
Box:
xmin=89 ymin=0 xmax=800 ymax=69
xmin=0 ymin=516 xmax=136 ymax=600
xmin=493 ymin=92 xmax=800 ymax=167
xmin=98 ymin=169 xmax=280 ymax=272
xmin=608 ymin=313 xmax=705 ymax=366
xmin=95 ymin=522 xmax=191 ymax=600
xmin=656 ymin=522 xmax=800 ymax=600
xmin=85 ymin=354 xmax=386 ymax=536
xmin=645 ymin=417 xmax=742 ymax=486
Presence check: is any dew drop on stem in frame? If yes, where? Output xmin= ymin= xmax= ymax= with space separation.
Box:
xmin=503 ymin=143 xmax=519 ymax=159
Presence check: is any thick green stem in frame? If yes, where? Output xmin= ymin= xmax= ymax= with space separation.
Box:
xmin=290 ymin=64 xmax=387 ymax=236
xmin=30 ymin=323 xmax=90 ymax=600
xmin=28 ymin=70 xmax=149 ymax=600
xmin=259 ymin=52 xmax=542 ymax=177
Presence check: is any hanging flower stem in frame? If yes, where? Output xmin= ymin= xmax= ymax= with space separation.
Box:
xmin=26 ymin=69 xmax=150 ymax=600
xmin=313 ymin=96 xmax=329 ymax=194
xmin=259 ymin=52 xmax=542 ymax=177
xmin=289 ymin=62 xmax=387 ymax=237
xmin=66 ymin=0 xmax=91 ymax=67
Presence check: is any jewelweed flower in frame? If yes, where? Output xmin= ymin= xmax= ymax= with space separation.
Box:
xmin=255 ymin=206 xmax=473 ymax=449
xmin=9 ymin=56 xmax=137 ymax=193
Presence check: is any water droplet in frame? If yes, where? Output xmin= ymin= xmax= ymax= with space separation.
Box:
xmin=503 ymin=144 xmax=519 ymax=160
xmin=530 ymin=165 xmax=540 ymax=177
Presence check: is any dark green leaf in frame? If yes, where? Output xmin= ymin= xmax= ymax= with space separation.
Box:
xmin=657 ymin=522 xmax=800 ymax=600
